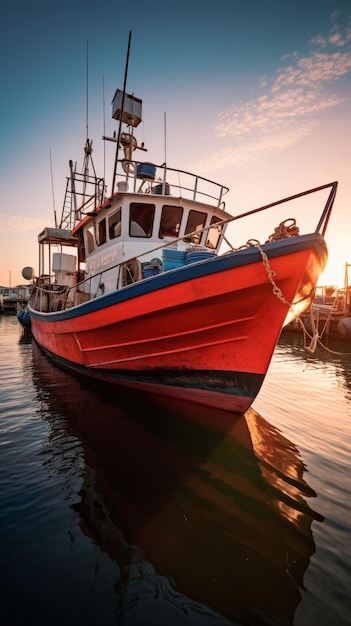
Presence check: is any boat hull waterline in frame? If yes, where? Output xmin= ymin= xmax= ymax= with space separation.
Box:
xmin=29 ymin=235 xmax=326 ymax=413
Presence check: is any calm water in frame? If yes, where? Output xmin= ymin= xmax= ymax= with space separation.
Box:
xmin=1 ymin=314 xmax=350 ymax=626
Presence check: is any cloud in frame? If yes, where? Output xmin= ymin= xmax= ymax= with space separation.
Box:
xmin=193 ymin=16 xmax=351 ymax=174
xmin=215 ymin=49 xmax=350 ymax=142
xmin=0 ymin=215 xmax=44 ymax=233
xmin=272 ymin=51 xmax=351 ymax=91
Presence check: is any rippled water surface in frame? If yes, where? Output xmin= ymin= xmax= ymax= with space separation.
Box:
xmin=1 ymin=315 xmax=350 ymax=625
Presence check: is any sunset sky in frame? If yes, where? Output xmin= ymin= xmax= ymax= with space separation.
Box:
xmin=1 ymin=0 xmax=350 ymax=288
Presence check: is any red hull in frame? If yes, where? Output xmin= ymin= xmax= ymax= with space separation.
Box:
xmin=29 ymin=242 xmax=323 ymax=412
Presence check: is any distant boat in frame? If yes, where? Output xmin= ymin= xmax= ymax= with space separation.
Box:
xmin=22 ymin=33 xmax=338 ymax=414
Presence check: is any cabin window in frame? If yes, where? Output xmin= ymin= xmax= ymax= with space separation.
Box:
xmin=129 ymin=203 xmax=155 ymax=237
xmin=96 ymin=219 xmax=107 ymax=246
xmin=86 ymin=225 xmax=95 ymax=253
xmin=159 ymin=205 xmax=183 ymax=239
xmin=206 ymin=216 xmax=222 ymax=249
xmin=184 ymin=210 xmax=207 ymax=244
xmin=109 ymin=209 xmax=122 ymax=239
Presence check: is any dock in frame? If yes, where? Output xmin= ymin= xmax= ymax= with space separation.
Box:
xmin=0 ymin=297 xmax=28 ymax=314
xmin=287 ymin=263 xmax=351 ymax=342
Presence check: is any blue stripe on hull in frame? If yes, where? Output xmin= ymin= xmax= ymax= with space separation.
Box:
xmin=29 ymin=233 xmax=326 ymax=323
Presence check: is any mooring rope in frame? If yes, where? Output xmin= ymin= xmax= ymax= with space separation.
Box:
xmin=298 ymin=307 xmax=351 ymax=356
xmin=247 ymin=239 xmax=296 ymax=310
xmin=245 ymin=227 xmax=351 ymax=356
xmin=266 ymin=218 xmax=300 ymax=242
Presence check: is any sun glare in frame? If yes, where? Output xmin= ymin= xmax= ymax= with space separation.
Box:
xmin=318 ymin=255 xmax=350 ymax=289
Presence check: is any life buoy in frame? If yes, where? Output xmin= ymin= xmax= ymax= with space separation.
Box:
xmin=121 ymin=258 xmax=143 ymax=286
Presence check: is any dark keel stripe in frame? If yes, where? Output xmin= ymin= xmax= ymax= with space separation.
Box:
xmin=40 ymin=345 xmax=264 ymax=399
xmin=93 ymin=367 xmax=263 ymax=398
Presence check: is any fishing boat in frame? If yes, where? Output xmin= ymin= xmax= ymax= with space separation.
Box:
xmin=22 ymin=34 xmax=338 ymax=413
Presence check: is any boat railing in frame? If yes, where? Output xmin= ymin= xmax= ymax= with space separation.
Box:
xmin=118 ymin=160 xmax=230 ymax=209
xmin=30 ymin=220 xmax=228 ymax=312
xmin=31 ymin=181 xmax=338 ymax=314
xmin=80 ymin=178 xmax=337 ymax=300
xmin=60 ymin=160 xmax=229 ymax=229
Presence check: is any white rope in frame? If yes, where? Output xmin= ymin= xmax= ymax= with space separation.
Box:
xmin=301 ymin=308 xmax=319 ymax=353
xmin=298 ymin=306 xmax=351 ymax=356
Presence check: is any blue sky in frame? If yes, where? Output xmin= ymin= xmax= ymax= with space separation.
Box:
xmin=1 ymin=0 xmax=350 ymax=287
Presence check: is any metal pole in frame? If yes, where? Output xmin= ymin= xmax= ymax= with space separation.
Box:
xmin=111 ymin=31 xmax=132 ymax=196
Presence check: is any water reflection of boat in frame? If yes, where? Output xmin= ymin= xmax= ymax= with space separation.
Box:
xmin=31 ymin=340 xmax=323 ymax=626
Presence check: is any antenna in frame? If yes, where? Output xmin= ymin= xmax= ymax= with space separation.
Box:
xmin=111 ymin=30 xmax=132 ymax=196
xmin=162 ymin=112 xmax=168 ymax=194
xmin=164 ymin=111 xmax=167 ymax=165
xmin=86 ymin=40 xmax=89 ymax=141
xmin=49 ymin=147 xmax=57 ymax=228
xmin=102 ymin=75 xmax=106 ymax=185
